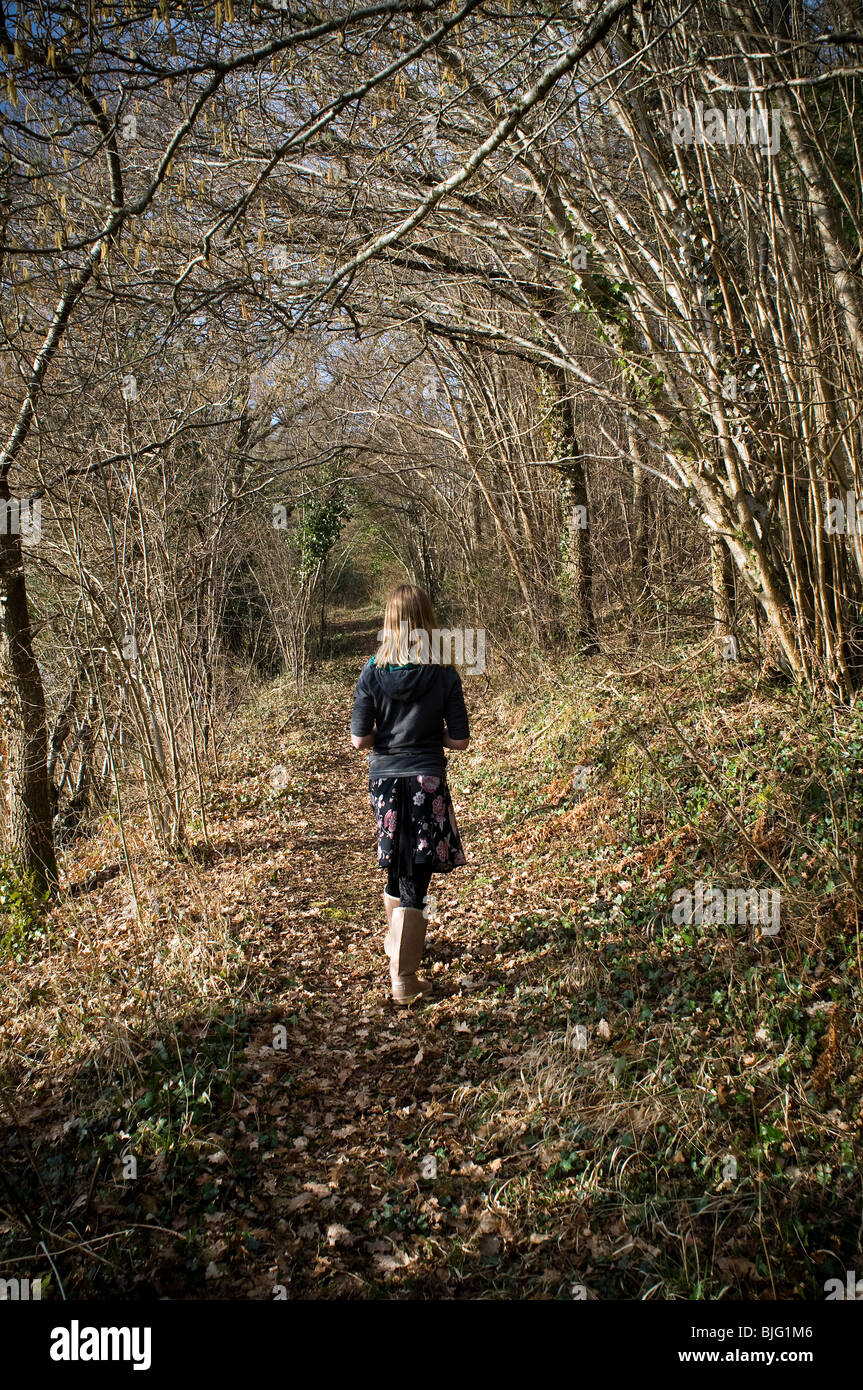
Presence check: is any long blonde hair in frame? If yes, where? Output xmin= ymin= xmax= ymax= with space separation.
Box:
xmin=375 ymin=584 xmax=440 ymax=666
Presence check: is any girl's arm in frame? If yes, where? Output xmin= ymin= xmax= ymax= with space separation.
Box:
xmin=443 ymin=670 xmax=470 ymax=751
xmin=443 ymin=729 xmax=469 ymax=751
xmin=350 ymin=666 xmax=376 ymax=749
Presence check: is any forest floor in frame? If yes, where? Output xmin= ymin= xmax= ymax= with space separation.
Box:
xmin=1 ymin=608 xmax=862 ymax=1299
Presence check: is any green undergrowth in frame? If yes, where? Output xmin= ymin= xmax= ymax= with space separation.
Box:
xmin=0 ymin=857 xmax=51 ymax=962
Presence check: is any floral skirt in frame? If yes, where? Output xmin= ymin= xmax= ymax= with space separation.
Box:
xmin=369 ymin=774 xmax=467 ymax=875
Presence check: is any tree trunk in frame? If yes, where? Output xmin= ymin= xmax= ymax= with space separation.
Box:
xmin=560 ymin=456 xmax=598 ymax=653
xmin=0 ymin=481 xmax=57 ymax=890
xmin=319 ymin=554 xmax=328 ymax=657
xmin=537 ymin=357 xmax=598 ymax=653
xmin=711 ymin=537 xmax=737 ymax=662
xmin=627 ymin=414 xmax=650 ymax=602
xmin=533 ymin=277 xmax=598 ymax=652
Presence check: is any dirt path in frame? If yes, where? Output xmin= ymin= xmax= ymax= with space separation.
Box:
xmin=205 ymin=622 xmax=527 ymax=1296
xmin=6 ymin=616 xmax=565 ymax=1300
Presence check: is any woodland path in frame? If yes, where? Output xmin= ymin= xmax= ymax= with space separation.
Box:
xmin=4 ymin=613 xmax=574 ymax=1300
xmin=202 ymin=614 xmax=549 ymax=1298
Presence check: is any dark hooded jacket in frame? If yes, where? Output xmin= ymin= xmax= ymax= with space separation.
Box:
xmin=350 ymin=659 xmax=470 ymax=777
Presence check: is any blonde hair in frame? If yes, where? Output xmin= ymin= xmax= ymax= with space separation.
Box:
xmin=375 ymin=584 xmax=441 ymax=666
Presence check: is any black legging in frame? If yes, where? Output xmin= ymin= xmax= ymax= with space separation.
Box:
xmin=386 ymin=861 xmax=433 ymax=910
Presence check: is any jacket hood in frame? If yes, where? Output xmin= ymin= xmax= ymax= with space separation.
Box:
xmin=370 ymin=660 xmax=441 ymax=701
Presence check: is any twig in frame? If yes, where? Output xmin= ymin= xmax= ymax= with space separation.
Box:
xmin=39 ymin=1240 xmax=67 ymax=1301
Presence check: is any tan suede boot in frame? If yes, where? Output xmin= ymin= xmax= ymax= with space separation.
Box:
xmin=383 ymin=891 xmax=400 ymax=958
xmin=389 ymin=906 xmax=431 ymax=1005
xmin=384 ymin=891 xmax=435 ymax=956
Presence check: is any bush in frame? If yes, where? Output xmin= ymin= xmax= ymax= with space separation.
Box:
xmin=0 ymin=857 xmax=49 ymax=959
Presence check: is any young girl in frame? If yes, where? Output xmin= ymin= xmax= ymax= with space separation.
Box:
xmin=350 ymin=585 xmax=470 ymax=1005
